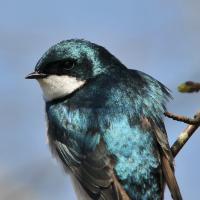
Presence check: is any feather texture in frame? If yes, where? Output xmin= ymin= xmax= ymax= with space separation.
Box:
xmin=45 ymin=66 xmax=181 ymax=199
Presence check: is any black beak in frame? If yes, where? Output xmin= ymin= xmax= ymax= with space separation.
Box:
xmin=25 ymin=71 xmax=48 ymax=79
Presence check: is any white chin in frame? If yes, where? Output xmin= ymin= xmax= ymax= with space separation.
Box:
xmin=37 ymin=75 xmax=86 ymax=101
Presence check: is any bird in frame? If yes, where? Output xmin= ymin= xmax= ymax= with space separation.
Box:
xmin=26 ymin=39 xmax=182 ymax=200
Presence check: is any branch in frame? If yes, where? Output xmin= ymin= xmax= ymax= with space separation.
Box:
xmin=166 ymin=112 xmax=200 ymax=157
xmin=178 ymin=81 xmax=200 ymax=93
xmin=171 ymin=124 xmax=200 ymax=157
xmin=164 ymin=112 xmax=200 ymax=125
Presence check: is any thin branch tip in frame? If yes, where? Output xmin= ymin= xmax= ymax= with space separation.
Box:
xmin=168 ymin=111 xmax=200 ymax=157
xmin=164 ymin=111 xmax=200 ymax=125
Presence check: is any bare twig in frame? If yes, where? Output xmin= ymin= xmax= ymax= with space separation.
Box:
xmin=167 ymin=112 xmax=200 ymax=157
xmin=178 ymin=81 xmax=200 ymax=93
xmin=164 ymin=112 xmax=200 ymax=125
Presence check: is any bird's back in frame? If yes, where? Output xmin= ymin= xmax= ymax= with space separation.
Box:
xmin=97 ymin=69 xmax=170 ymax=199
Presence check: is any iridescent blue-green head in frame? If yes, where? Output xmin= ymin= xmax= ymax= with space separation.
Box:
xmin=26 ymin=39 xmax=121 ymax=101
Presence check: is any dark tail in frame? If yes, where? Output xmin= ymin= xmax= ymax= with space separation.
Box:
xmin=162 ymin=156 xmax=183 ymax=200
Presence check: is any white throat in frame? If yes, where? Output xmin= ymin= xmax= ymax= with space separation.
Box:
xmin=37 ymin=75 xmax=86 ymax=101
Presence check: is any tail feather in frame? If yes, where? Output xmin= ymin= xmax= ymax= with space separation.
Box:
xmin=162 ymin=156 xmax=182 ymax=200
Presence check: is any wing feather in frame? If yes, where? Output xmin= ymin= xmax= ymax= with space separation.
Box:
xmin=154 ymin=125 xmax=183 ymax=200
xmin=53 ymin=138 xmax=129 ymax=200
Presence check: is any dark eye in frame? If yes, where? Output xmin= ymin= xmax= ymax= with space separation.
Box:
xmin=63 ymin=59 xmax=75 ymax=71
xmin=41 ymin=59 xmax=75 ymax=75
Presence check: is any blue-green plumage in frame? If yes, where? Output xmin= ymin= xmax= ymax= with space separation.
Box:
xmin=26 ymin=39 xmax=182 ymax=200
xmin=46 ymin=68 xmax=168 ymax=200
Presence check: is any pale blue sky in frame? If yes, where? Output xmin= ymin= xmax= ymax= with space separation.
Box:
xmin=0 ymin=1 xmax=200 ymax=199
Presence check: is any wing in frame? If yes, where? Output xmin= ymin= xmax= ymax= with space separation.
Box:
xmin=128 ymin=69 xmax=182 ymax=200
xmin=153 ymin=124 xmax=183 ymax=200
xmin=52 ymin=137 xmax=130 ymax=200
xmin=46 ymin=102 xmax=130 ymax=200
xmin=45 ymin=79 xmax=131 ymax=200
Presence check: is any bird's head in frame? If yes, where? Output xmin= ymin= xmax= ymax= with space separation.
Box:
xmin=26 ymin=39 xmax=116 ymax=101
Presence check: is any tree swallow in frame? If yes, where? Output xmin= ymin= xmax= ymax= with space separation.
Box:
xmin=26 ymin=39 xmax=182 ymax=200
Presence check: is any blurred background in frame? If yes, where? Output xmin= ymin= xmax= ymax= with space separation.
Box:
xmin=0 ymin=0 xmax=200 ymax=199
